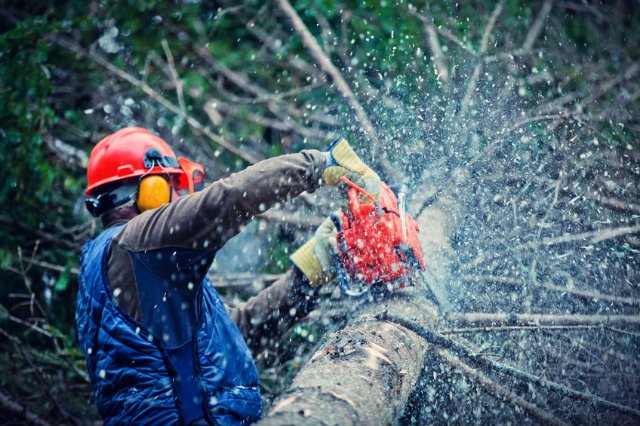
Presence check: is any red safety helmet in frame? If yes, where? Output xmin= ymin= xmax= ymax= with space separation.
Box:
xmin=85 ymin=127 xmax=184 ymax=196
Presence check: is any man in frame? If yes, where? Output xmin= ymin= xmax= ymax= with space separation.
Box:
xmin=76 ymin=127 xmax=379 ymax=425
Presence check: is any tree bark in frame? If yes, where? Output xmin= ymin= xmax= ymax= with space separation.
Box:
xmin=257 ymin=288 xmax=439 ymax=425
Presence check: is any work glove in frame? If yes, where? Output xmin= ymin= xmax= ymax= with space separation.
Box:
xmin=322 ymin=136 xmax=380 ymax=200
xmin=290 ymin=216 xmax=338 ymax=286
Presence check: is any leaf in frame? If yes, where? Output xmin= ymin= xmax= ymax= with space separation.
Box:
xmin=0 ymin=303 xmax=8 ymax=321
xmin=0 ymin=249 xmax=12 ymax=270
xmin=54 ymin=265 xmax=71 ymax=292
xmin=43 ymin=323 xmax=67 ymax=340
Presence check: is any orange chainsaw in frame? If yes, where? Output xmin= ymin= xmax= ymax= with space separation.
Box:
xmin=331 ymin=177 xmax=434 ymax=299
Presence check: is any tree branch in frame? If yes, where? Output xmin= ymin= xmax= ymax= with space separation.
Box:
xmin=457 ymin=0 xmax=505 ymax=120
xmin=538 ymin=60 xmax=640 ymax=114
xmin=380 ymin=313 xmax=640 ymax=420
xmin=522 ymin=0 xmax=554 ymax=52
xmin=205 ymin=98 xmax=331 ymax=140
xmin=0 ymin=391 xmax=50 ymax=426
xmin=438 ymin=349 xmax=569 ymax=426
xmin=520 ymin=223 xmax=640 ymax=249
xmin=50 ymin=35 xmax=261 ymax=164
xmin=461 ymin=274 xmax=640 ymax=307
xmin=440 ymin=324 xmax=597 ymax=334
xmin=408 ymin=6 xmax=449 ymax=82
xmin=447 ymin=312 xmax=640 ymax=327
xmin=461 ymin=222 xmax=640 ymax=271
xmin=274 ymin=0 xmax=380 ymax=147
xmin=480 ymin=1 xmax=505 ymax=53
xmin=434 ymin=25 xmax=478 ymax=55
xmin=161 ymin=39 xmax=187 ymax=119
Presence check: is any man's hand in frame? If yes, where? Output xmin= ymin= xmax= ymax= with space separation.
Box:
xmin=290 ymin=217 xmax=338 ymax=286
xmin=322 ymin=136 xmax=380 ymax=200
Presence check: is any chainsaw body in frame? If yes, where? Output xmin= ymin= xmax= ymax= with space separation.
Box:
xmin=333 ymin=181 xmax=425 ymax=295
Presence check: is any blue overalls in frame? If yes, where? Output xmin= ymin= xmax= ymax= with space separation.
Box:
xmin=76 ymin=225 xmax=263 ymax=425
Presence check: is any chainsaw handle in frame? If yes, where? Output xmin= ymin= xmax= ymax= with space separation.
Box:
xmin=347 ymin=187 xmax=360 ymax=214
xmin=340 ymin=176 xmax=380 ymax=218
xmin=339 ymin=176 xmax=377 ymax=203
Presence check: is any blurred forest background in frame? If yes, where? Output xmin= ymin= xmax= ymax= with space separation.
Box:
xmin=1 ymin=0 xmax=639 ymax=424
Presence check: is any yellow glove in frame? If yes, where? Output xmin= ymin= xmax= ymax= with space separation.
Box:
xmin=290 ymin=217 xmax=338 ymax=286
xmin=322 ymin=136 xmax=380 ymax=199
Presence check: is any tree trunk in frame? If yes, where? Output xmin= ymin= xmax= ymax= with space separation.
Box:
xmin=258 ymin=196 xmax=459 ymax=425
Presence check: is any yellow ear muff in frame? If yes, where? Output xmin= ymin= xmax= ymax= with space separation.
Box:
xmin=137 ymin=175 xmax=171 ymax=212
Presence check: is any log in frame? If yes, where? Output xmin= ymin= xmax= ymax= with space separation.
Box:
xmin=258 ymin=196 xmax=459 ymax=424
xmin=257 ymin=289 xmax=438 ymax=425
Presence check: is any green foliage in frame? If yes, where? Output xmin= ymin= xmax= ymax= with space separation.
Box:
xmin=0 ymin=303 xmax=8 ymax=321
xmin=0 ymin=17 xmax=56 ymax=213
xmin=0 ymin=8 xmax=89 ymax=339
xmin=54 ymin=265 xmax=71 ymax=292
xmin=264 ymin=239 xmax=294 ymax=274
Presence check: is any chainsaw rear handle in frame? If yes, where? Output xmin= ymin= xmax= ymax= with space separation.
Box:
xmin=340 ymin=176 xmax=383 ymax=218
xmin=347 ymin=186 xmax=360 ymax=214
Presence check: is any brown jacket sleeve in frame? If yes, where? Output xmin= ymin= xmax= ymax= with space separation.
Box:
xmin=227 ymin=268 xmax=319 ymax=354
xmin=115 ymin=149 xmax=325 ymax=253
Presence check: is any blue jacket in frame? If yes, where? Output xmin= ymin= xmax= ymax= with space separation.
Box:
xmin=76 ymin=225 xmax=263 ymax=425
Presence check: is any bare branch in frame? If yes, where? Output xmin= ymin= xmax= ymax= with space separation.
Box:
xmin=462 ymin=222 xmax=640 ymax=271
xmin=440 ymin=324 xmax=596 ymax=334
xmin=0 ymin=215 xmax=82 ymax=252
xmin=18 ymin=256 xmax=79 ymax=276
xmin=0 ymin=391 xmax=50 ymax=426
xmin=559 ymin=1 xmax=609 ymax=21
xmin=522 ymin=0 xmax=554 ymax=52
xmin=447 ymin=312 xmax=640 ymax=327
xmin=244 ymin=23 xmax=320 ymax=77
xmin=205 ymin=98 xmax=332 ymax=140
xmin=457 ymin=0 xmax=505 ymax=120
xmin=161 ymin=39 xmax=187 ymax=118
xmin=502 ymin=112 xmax=579 ymax=134
xmin=408 ymin=6 xmax=449 ymax=82
xmin=538 ymin=60 xmax=640 ymax=114
xmin=194 ymin=43 xmax=267 ymax=98
xmin=434 ymin=25 xmax=478 ymax=55
xmin=438 ymin=349 xmax=569 ymax=426
xmin=2 ymin=332 xmax=78 ymax=424
xmin=461 ymin=274 xmax=640 ymax=307
xmin=380 ymin=313 xmax=640 ymax=420
xmin=275 ymin=0 xmax=380 ymax=147
xmin=417 ymin=113 xmax=577 ymax=217
xmin=43 ymin=134 xmax=89 ymax=168
xmin=484 ymin=48 xmax=546 ymax=62
xmin=50 ymin=35 xmax=261 ymax=164
xmin=519 ymin=223 xmax=640 ymax=249
xmin=480 ymin=0 xmax=505 ymax=54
